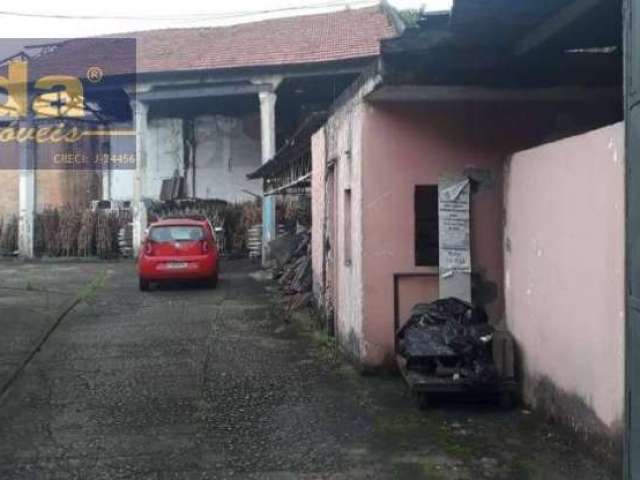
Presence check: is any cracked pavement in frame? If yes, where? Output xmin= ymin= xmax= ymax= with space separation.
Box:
xmin=0 ymin=259 xmax=618 ymax=479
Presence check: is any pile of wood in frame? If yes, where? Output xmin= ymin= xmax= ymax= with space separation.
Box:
xmin=271 ymin=230 xmax=313 ymax=311
xmin=34 ymin=207 xmax=130 ymax=258
xmin=148 ymin=198 xmax=263 ymax=255
xmin=148 ymin=198 xmax=228 ymax=228
xmin=0 ymin=215 xmax=18 ymax=254
xmin=56 ymin=208 xmax=83 ymax=256
xmin=221 ymin=201 xmax=261 ymax=253
xmin=38 ymin=209 xmax=60 ymax=256
xmin=95 ymin=212 xmax=123 ymax=259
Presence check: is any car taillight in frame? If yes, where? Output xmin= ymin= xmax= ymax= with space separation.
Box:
xmin=201 ymin=240 xmax=210 ymax=254
xmin=144 ymin=241 xmax=154 ymax=256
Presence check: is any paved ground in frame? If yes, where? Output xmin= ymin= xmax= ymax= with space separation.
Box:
xmin=0 ymin=259 xmax=618 ymax=479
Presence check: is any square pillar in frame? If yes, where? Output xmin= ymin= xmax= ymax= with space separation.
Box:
xmin=259 ymin=90 xmax=277 ymax=264
xmin=132 ymin=100 xmax=149 ymax=255
xmin=18 ymin=120 xmax=35 ymax=258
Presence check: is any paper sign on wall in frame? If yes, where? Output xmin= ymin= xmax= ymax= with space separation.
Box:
xmin=439 ymin=176 xmax=471 ymax=301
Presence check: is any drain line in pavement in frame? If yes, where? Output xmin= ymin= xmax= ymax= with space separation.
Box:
xmin=0 ymin=272 xmax=106 ymax=404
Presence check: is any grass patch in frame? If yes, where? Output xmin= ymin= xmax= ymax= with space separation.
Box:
xmin=78 ymin=270 xmax=108 ymax=304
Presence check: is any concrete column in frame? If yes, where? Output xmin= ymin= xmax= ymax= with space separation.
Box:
xmin=18 ymin=119 xmax=35 ymax=258
xmin=259 ymin=90 xmax=277 ymax=264
xmin=132 ymin=100 xmax=149 ymax=255
xmin=100 ymin=124 xmax=112 ymax=200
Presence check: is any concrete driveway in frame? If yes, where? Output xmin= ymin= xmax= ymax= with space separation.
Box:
xmin=0 ymin=260 xmax=617 ymax=479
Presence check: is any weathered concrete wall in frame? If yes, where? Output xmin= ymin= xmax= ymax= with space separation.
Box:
xmin=311 ymin=130 xmax=327 ymax=307
xmin=505 ymin=122 xmax=624 ymax=446
xmin=103 ymin=121 xmax=135 ymax=201
xmin=36 ymin=170 xmax=101 ymax=211
xmin=311 ymin=77 xmax=382 ymax=361
xmin=360 ymin=103 xmax=505 ymax=367
xmin=318 ymin=102 xmax=366 ymax=361
xmin=193 ymin=114 xmax=262 ymax=202
xmin=0 ymin=140 xmax=102 ymax=220
xmin=105 ymin=113 xmax=262 ymax=202
xmin=142 ymin=117 xmax=184 ymax=200
xmin=0 ymin=170 xmax=19 ymax=221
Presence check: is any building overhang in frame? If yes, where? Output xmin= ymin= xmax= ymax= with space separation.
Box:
xmin=366 ymin=85 xmax=622 ymax=104
xmin=137 ymin=82 xmax=274 ymax=103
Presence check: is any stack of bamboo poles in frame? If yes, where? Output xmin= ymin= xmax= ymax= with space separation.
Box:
xmin=0 ymin=215 xmax=18 ymax=254
xmin=147 ymin=199 xmax=263 ymax=255
xmin=56 ymin=208 xmax=83 ymax=257
xmin=38 ymin=209 xmax=60 ymax=256
xmin=77 ymin=210 xmax=97 ymax=257
xmin=33 ymin=207 xmax=130 ymax=258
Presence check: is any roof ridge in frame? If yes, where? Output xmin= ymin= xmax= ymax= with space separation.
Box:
xmin=95 ymin=4 xmax=383 ymax=40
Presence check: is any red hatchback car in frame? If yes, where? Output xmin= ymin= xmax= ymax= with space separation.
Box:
xmin=137 ymin=217 xmax=219 ymax=291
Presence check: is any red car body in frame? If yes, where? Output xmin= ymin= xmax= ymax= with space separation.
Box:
xmin=137 ymin=217 xmax=219 ymax=291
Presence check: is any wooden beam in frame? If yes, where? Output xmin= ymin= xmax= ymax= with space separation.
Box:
xmin=137 ymin=83 xmax=271 ymax=102
xmin=366 ymin=84 xmax=621 ymax=103
xmin=514 ymin=0 xmax=603 ymax=56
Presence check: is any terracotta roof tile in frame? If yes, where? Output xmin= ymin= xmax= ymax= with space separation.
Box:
xmin=29 ymin=6 xmax=396 ymax=78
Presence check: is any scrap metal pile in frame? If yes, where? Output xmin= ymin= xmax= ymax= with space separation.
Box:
xmin=270 ymin=230 xmax=313 ymax=311
xmin=397 ymin=297 xmax=498 ymax=384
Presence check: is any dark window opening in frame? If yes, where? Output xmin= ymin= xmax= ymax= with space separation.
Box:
xmin=415 ymin=185 xmax=439 ymax=267
xmin=344 ymin=188 xmax=352 ymax=266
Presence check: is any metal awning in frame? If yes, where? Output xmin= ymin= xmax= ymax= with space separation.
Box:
xmin=247 ymin=111 xmax=327 ymax=195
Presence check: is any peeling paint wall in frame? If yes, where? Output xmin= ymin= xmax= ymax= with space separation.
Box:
xmin=505 ymin=122 xmax=624 ymax=443
xmin=103 ymin=121 xmax=136 ymax=201
xmin=142 ymin=118 xmax=184 ymax=199
xmin=329 ymin=101 xmax=365 ymax=361
xmin=138 ymin=113 xmax=262 ymax=202
xmin=193 ymin=114 xmax=262 ymax=202
xmin=311 ymin=130 xmax=327 ymax=306
xmin=0 ymin=170 xmax=19 ymax=221
xmin=311 ymin=77 xmax=380 ymax=361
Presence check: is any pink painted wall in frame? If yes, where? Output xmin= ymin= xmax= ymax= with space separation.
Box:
xmin=396 ymin=276 xmax=439 ymax=330
xmin=360 ymin=103 xmax=507 ymax=367
xmin=312 ymin=95 xmax=621 ymax=369
xmin=505 ymin=122 xmax=624 ymax=433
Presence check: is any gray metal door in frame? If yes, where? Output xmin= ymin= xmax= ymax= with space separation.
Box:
xmin=625 ymin=0 xmax=640 ymax=476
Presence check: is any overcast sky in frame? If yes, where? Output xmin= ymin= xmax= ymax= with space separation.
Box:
xmin=0 ymin=0 xmax=452 ymax=39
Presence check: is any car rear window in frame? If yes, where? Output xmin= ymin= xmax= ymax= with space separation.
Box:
xmin=150 ymin=226 xmax=204 ymax=242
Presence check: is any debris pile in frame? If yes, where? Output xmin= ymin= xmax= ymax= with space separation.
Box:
xmin=270 ymin=229 xmax=313 ymax=311
xmin=397 ymin=297 xmax=497 ymax=384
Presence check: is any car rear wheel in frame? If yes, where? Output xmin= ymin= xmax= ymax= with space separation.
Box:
xmin=139 ymin=278 xmax=150 ymax=291
xmin=206 ymin=272 xmax=218 ymax=289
